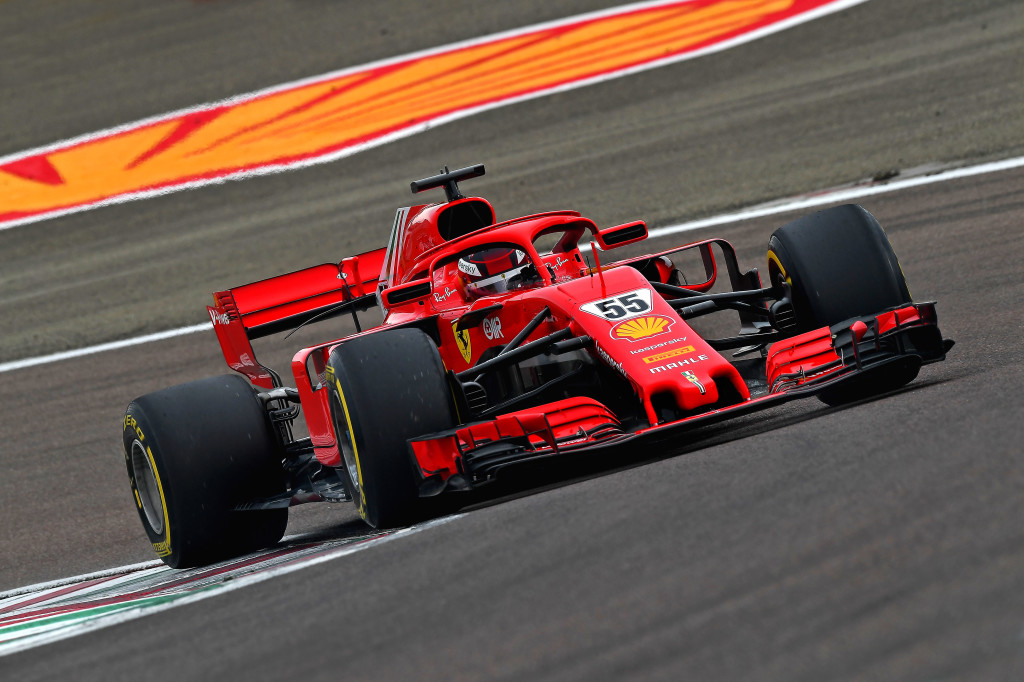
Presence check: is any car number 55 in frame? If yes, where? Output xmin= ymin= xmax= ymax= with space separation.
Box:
xmin=580 ymin=288 xmax=654 ymax=321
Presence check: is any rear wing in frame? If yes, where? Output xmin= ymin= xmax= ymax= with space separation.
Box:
xmin=207 ymin=248 xmax=386 ymax=389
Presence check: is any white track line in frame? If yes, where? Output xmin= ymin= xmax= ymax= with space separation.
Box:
xmin=647 ymin=156 xmax=1024 ymax=240
xmin=0 ymin=323 xmax=212 ymax=374
xmin=1 ymin=154 xmax=1021 ymax=376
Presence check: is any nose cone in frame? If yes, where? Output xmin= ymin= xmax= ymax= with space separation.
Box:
xmin=549 ymin=266 xmax=749 ymax=425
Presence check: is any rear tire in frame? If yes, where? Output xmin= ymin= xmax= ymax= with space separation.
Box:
xmin=767 ymin=204 xmax=916 ymax=405
xmin=123 ymin=374 xmax=288 ymax=568
xmin=326 ymin=328 xmax=456 ymax=529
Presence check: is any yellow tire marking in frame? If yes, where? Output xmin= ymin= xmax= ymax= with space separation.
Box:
xmin=766 ymin=249 xmax=792 ymax=285
xmin=145 ymin=445 xmax=173 ymax=558
xmin=334 ymin=378 xmax=367 ymax=519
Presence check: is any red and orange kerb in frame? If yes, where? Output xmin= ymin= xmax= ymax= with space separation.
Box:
xmin=0 ymin=0 xmax=861 ymax=229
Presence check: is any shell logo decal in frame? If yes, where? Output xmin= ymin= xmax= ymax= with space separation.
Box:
xmin=611 ymin=315 xmax=675 ymax=342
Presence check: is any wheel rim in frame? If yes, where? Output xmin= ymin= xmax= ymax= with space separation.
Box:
xmin=130 ymin=439 xmax=165 ymax=535
xmin=339 ymin=430 xmax=361 ymax=498
xmin=330 ymin=389 xmax=361 ymax=498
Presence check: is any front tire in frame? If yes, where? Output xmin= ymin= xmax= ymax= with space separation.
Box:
xmin=326 ymin=328 xmax=456 ymax=529
xmin=768 ymin=204 xmax=911 ymax=333
xmin=767 ymin=204 xmax=917 ymax=405
xmin=123 ymin=374 xmax=288 ymax=568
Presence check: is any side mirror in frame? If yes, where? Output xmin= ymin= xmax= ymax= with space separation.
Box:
xmin=380 ymin=278 xmax=432 ymax=308
xmin=596 ymin=220 xmax=647 ymax=249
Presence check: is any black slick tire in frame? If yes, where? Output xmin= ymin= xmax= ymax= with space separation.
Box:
xmin=122 ymin=374 xmax=288 ymax=568
xmin=767 ymin=204 xmax=916 ymax=406
xmin=326 ymin=328 xmax=456 ymax=529
xmin=767 ymin=204 xmax=911 ymax=333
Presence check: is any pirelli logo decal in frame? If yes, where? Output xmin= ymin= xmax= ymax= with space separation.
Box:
xmin=642 ymin=345 xmax=695 ymax=363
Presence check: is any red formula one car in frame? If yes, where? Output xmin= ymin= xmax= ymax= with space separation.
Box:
xmin=123 ymin=164 xmax=952 ymax=568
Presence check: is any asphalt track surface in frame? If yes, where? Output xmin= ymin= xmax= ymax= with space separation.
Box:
xmin=1 ymin=0 xmax=1022 ymax=679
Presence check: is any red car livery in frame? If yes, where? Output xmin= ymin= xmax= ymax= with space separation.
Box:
xmin=123 ymin=165 xmax=952 ymax=568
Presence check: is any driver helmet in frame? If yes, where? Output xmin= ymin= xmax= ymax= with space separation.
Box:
xmin=458 ymin=248 xmax=530 ymax=297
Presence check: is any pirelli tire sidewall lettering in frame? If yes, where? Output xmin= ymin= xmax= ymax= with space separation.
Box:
xmin=122 ymin=376 xmax=288 ymax=568
xmin=122 ymin=405 xmax=173 ymax=558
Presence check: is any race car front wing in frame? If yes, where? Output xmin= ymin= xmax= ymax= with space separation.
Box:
xmin=408 ymin=302 xmax=952 ymax=496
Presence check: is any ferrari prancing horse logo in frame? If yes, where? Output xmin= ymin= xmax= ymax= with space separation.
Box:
xmin=452 ymin=321 xmax=472 ymax=363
